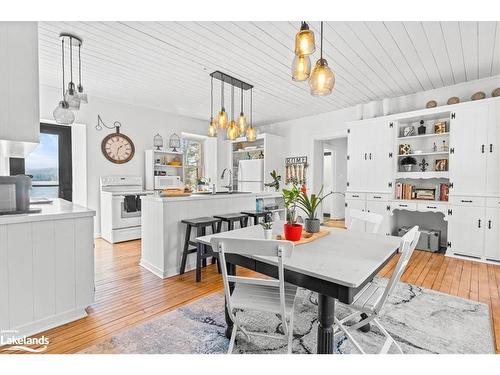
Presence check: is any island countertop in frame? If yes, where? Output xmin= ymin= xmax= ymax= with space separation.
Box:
xmin=142 ymin=191 xmax=282 ymax=203
xmin=0 ymin=198 xmax=95 ymax=225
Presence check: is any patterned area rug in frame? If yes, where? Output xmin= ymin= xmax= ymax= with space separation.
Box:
xmin=81 ymin=278 xmax=494 ymax=354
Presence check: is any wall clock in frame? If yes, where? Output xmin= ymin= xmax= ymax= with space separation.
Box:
xmin=101 ymin=129 xmax=135 ymax=164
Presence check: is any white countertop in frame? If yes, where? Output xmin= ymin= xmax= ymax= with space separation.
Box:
xmin=0 ymin=198 xmax=95 ymax=225
xmin=142 ymin=191 xmax=283 ymax=203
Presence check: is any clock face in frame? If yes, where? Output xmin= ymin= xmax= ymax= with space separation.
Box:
xmin=101 ymin=132 xmax=135 ymax=164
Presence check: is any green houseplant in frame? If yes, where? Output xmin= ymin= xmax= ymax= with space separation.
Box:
xmin=297 ymin=186 xmax=333 ymax=233
xmin=282 ymin=185 xmax=302 ymax=241
xmin=264 ymin=170 xmax=281 ymax=192
xmin=401 ymin=156 xmax=417 ymax=172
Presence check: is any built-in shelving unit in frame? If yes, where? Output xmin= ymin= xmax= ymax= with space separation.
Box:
xmin=396 ymin=171 xmax=449 ymax=179
xmin=145 ymin=149 xmax=184 ymax=190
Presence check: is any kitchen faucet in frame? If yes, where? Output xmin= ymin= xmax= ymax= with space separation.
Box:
xmin=221 ymin=168 xmax=233 ymax=193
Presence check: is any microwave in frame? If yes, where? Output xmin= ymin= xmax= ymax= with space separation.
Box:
xmin=154 ymin=175 xmax=182 ymax=190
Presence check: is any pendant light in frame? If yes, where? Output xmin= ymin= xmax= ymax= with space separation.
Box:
xmin=217 ymin=80 xmax=228 ymax=129
xmin=245 ymin=87 xmax=257 ymax=142
xmin=53 ymin=38 xmax=75 ymax=125
xmin=226 ymin=80 xmax=239 ymax=141
xmin=65 ymin=36 xmax=80 ymax=110
xmin=237 ymin=85 xmax=247 ymax=135
xmin=208 ymin=76 xmax=217 ymax=137
xmin=309 ymin=22 xmax=335 ymax=97
xmin=77 ymin=42 xmax=88 ymax=104
xmin=294 ymin=22 xmax=315 ymax=56
xmin=291 ymin=54 xmax=311 ymax=81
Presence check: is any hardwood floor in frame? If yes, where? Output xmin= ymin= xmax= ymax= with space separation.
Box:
xmin=3 ymin=232 xmax=500 ymax=354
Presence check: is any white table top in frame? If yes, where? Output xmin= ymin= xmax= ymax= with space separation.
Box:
xmin=196 ymin=225 xmax=401 ymax=288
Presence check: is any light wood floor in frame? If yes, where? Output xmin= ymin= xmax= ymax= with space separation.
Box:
xmin=4 ymin=229 xmax=500 ymax=354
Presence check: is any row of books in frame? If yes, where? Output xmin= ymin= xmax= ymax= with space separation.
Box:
xmin=395 ymin=182 xmax=449 ymax=201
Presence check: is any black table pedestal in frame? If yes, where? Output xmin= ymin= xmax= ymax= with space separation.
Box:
xmin=317 ymin=293 xmax=336 ymax=354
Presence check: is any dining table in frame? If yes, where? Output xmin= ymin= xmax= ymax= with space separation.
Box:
xmin=196 ymin=224 xmax=401 ymax=354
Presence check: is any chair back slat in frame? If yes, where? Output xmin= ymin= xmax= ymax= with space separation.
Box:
xmin=374 ymin=226 xmax=420 ymax=313
xmin=348 ymin=209 xmax=384 ymax=234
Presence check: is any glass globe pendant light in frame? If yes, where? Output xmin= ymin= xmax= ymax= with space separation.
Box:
xmin=77 ymin=43 xmax=88 ymax=104
xmin=291 ymin=54 xmax=311 ymax=81
xmin=217 ymin=80 xmax=229 ymax=129
xmin=53 ymin=38 xmax=75 ymax=125
xmin=64 ymin=37 xmax=81 ymax=110
xmin=245 ymin=88 xmax=257 ymax=142
xmin=309 ymin=22 xmax=335 ymax=97
xmin=208 ymin=76 xmax=217 ymax=137
xmin=294 ymin=22 xmax=315 ymax=57
xmin=237 ymin=85 xmax=247 ymax=135
xmin=226 ymin=82 xmax=239 ymax=141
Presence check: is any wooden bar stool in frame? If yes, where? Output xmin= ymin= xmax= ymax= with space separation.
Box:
xmin=240 ymin=210 xmax=272 ymax=225
xmin=213 ymin=213 xmax=248 ymax=232
xmin=180 ymin=216 xmax=221 ymax=282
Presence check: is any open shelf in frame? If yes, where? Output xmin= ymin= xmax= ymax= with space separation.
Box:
xmin=398 ymin=151 xmax=449 ymax=157
xmin=154 ymin=164 xmax=183 ymax=168
xmin=397 ymin=132 xmax=449 ymax=141
xmin=396 ymin=171 xmax=449 ymax=179
xmin=153 ymin=149 xmax=183 ymax=155
xmin=233 ymin=147 xmax=264 ymax=154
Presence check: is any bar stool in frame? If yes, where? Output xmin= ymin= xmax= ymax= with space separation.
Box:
xmin=240 ymin=210 xmax=272 ymax=225
xmin=213 ymin=213 xmax=248 ymax=232
xmin=180 ymin=216 xmax=221 ymax=282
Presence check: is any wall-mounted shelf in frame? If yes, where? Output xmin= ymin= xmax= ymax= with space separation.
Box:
xmin=397 ymin=132 xmax=449 ymax=141
xmin=396 ymin=171 xmax=449 ymax=179
xmin=233 ymin=148 xmax=264 ymax=154
xmin=154 ymin=164 xmax=183 ymax=168
xmin=152 ymin=149 xmax=183 ymax=155
xmin=398 ymin=151 xmax=449 ymax=157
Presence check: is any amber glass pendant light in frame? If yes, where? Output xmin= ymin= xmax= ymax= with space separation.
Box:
xmin=226 ymin=82 xmax=239 ymax=141
xmin=208 ymin=76 xmax=217 ymax=137
xmin=245 ymin=88 xmax=257 ymax=142
xmin=237 ymin=85 xmax=247 ymax=135
xmin=294 ymin=22 xmax=315 ymax=56
xmin=217 ymin=80 xmax=228 ymax=128
xmin=292 ymin=54 xmax=311 ymax=81
xmin=309 ymin=22 xmax=335 ymax=97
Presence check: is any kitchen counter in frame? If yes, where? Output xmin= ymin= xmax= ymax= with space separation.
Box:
xmin=145 ymin=191 xmax=282 ymax=203
xmin=0 ymin=198 xmax=95 ymax=225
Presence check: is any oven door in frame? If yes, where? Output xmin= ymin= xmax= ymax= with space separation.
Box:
xmin=112 ymin=195 xmax=142 ymax=229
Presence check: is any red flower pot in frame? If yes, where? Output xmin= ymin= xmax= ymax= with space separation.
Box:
xmin=284 ymin=223 xmax=303 ymax=241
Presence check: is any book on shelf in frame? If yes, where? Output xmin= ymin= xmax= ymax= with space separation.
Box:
xmin=395 ymin=182 xmax=449 ymax=201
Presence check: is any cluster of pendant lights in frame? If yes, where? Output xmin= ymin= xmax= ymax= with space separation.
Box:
xmin=53 ymin=33 xmax=88 ymax=125
xmin=208 ymin=75 xmax=256 ymax=141
xmin=292 ymin=21 xmax=335 ymax=96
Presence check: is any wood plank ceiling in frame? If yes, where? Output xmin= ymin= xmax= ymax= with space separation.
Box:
xmin=38 ymin=22 xmax=500 ymax=126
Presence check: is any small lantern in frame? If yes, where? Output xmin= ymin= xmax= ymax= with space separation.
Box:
xmin=169 ymin=133 xmax=181 ymax=152
xmin=153 ymin=133 xmax=163 ymax=150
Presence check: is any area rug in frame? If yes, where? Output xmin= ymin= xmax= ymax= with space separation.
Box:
xmin=80 ymin=277 xmax=494 ymax=354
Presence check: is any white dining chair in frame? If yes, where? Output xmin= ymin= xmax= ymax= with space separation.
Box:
xmin=210 ymin=237 xmax=298 ymax=354
xmin=333 ymin=226 xmax=420 ymax=354
xmin=348 ymin=209 xmax=384 ymax=234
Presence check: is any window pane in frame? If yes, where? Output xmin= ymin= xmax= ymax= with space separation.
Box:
xmin=25 ymin=133 xmax=59 ymax=198
xmin=184 ymin=166 xmax=200 ymax=189
xmin=184 ymin=140 xmax=201 ymax=166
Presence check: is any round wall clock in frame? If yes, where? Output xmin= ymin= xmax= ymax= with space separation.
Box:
xmin=101 ymin=130 xmax=135 ymax=164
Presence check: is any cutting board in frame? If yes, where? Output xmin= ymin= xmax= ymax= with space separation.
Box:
xmin=161 ymin=187 xmax=192 ymax=197
xmin=275 ymin=229 xmax=330 ymax=245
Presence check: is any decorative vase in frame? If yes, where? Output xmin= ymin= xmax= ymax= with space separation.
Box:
xmin=403 ymin=164 xmax=413 ymax=172
xmin=304 ymin=218 xmax=320 ymax=233
xmin=284 ymin=223 xmax=303 ymax=241
xmin=264 ymin=228 xmax=273 ymax=240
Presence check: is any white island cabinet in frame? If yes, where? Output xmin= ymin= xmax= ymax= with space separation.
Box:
xmin=0 ymin=199 xmax=95 ymax=339
xmin=140 ymin=193 xmax=277 ymax=278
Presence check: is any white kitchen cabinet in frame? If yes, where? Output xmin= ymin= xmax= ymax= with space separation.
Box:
xmin=347 ymin=125 xmax=367 ymax=191
xmin=486 ymin=101 xmax=500 ymax=196
xmin=448 ymin=205 xmax=485 ymax=258
xmin=449 ymin=103 xmax=489 ymax=196
xmin=484 ymin=208 xmax=500 ymax=261
xmin=0 ymin=22 xmax=40 ymax=157
xmin=345 ymin=198 xmax=366 ymax=230
xmin=366 ymin=200 xmax=392 ymax=236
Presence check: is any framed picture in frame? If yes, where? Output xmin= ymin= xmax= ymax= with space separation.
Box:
xmin=399 ymin=144 xmax=411 ymax=155
xmin=435 ymin=159 xmax=448 ymax=171
xmin=414 ymin=188 xmax=435 ymax=200
xmin=434 ymin=121 xmax=447 ymax=134
xmin=401 ymin=125 xmax=415 ymax=137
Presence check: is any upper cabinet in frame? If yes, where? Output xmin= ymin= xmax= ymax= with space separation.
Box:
xmin=486 ymin=101 xmax=500 ymax=196
xmin=0 ymin=22 xmax=40 ymax=157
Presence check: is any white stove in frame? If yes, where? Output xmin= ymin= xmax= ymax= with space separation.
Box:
xmin=100 ymin=176 xmax=153 ymax=243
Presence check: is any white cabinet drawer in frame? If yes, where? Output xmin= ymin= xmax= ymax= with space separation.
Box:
xmin=417 ymin=202 xmax=448 ymax=214
xmin=486 ymin=197 xmax=500 ymax=208
xmin=346 ymin=192 xmax=366 ymax=200
xmin=392 ymin=201 xmax=417 ymax=211
xmin=449 ymin=196 xmax=486 ymax=207
xmin=367 ymin=193 xmax=390 ymax=201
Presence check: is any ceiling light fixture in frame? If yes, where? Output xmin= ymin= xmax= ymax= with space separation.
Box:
xmin=226 ymin=80 xmax=239 ymax=141
xmin=291 ymin=54 xmax=311 ymax=81
xmin=208 ymin=76 xmax=217 ymax=137
xmin=217 ymin=80 xmax=228 ymax=129
xmin=245 ymin=87 xmax=257 ymax=142
xmin=53 ymin=38 xmax=74 ymax=125
xmin=294 ymin=22 xmax=315 ymax=56
xmin=237 ymin=85 xmax=247 ymax=136
xmin=309 ymin=22 xmax=335 ymax=97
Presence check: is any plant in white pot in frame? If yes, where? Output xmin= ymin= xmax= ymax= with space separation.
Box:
xmin=296 ymin=186 xmax=333 ymax=233
xmin=260 ymin=221 xmax=273 ymax=240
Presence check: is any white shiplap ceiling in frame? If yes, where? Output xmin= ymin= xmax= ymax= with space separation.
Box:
xmin=38 ymin=21 xmax=500 ymax=125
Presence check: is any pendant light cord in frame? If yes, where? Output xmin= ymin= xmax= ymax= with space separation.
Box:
xmin=78 ymin=43 xmax=82 ymax=87
xmin=230 ymin=79 xmax=234 ymax=120
xmin=240 ymin=85 xmax=243 ymax=114
xmin=250 ymin=88 xmax=253 ymax=127
xmin=221 ymin=79 xmax=224 ymax=109
xmin=61 ymin=39 xmax=65 ymax=99
xmin=320 ymin=21 xmax=323 ymax=60
xmin=210 ymin=76 xmax=213 ymax=118
xmin=69 ymin=37 xmax=73 ymax=84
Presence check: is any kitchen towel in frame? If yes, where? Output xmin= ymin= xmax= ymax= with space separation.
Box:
xmin=124 ymin=195 xmax=137 ymax=212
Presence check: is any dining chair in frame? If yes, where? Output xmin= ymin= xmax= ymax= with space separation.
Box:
xmin=210 ymin=237 xmax=298 ymax=354
xmin=348 ymin=209 xmax=384 ymax=234
xmin=333 ymin=225 xmax=420 ymax=354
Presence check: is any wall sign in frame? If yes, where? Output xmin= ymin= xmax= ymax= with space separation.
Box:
xmin=285 ymin=156 xmax=308 ymax=185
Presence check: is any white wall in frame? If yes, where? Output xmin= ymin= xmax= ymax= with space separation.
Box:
xmin=260 ymin=75 xmax=500 ymax=193
xmin=39 ymin=84 xmax=207 ymax=235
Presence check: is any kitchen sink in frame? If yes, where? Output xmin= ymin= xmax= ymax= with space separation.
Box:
xmin=193 ymin=191 xmax=252 ymax=195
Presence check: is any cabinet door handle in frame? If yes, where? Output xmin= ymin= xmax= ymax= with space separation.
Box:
xmin=373 ymin=196 xmax=381 ymax=199
xmin=490 ymin=144 xmax=493 ymax=153
xmin=461 ymin=199 xmax=473 ymax=203
xmin=427 ymin=206 xmax=437 ymax=209
xmin=369 ymin=153 xmax=372 ymax=160
xmin=399 ymin=204 xmax=408 ymax=207
xmin=364 ymin=153 xmax=367 ymax=160
xmin=352 ymin=194 xmax=359 ymax=198
xmin=481 ymin=144 xmax=485 ymax=153
xmin=478 ymin=219 xmax=481 ymax=228
xmin=488 ymin=220 xmax=492 ymax=229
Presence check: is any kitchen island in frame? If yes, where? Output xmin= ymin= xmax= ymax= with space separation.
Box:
xmin=0 ymin=199 xmax=95 ymax=339
xmin=140 ymin=192 xmax=281 ymax=278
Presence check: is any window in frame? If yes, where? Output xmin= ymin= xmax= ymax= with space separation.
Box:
xmin=182 ymin=138 xmax=204 ymax=190
xmin=25 ymin=124 xmax=73 ymax=200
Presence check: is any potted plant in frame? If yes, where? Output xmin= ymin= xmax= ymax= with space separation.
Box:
xmin=401 ymin=156 xmax=417 ymax=172
xmin=297 ymin=186 xmax=333 ymax=233
xmin=282 ymin=185 xmax=302 ymax=241
xmin=264 ymin=170 xmax=281 ymax=192
xmin=260 ymin=221 xmax=273 ymax=240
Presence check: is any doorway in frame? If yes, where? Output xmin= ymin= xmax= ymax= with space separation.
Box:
xmin=322 ymin=137 xmax=347 ymax=225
